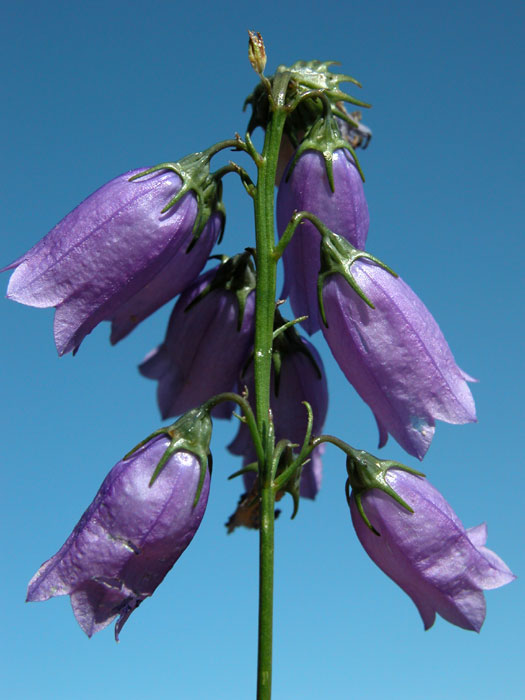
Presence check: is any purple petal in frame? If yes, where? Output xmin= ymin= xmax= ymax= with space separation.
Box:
xmin=27 ymin=436 xmax=210 ymax=638
xmin=299 ymin=444 xmax=324 ymax=499
xmin=277 ymin=149 xmax=369 ymax=334
xmin=4 ymin=169 xmax=204 ymax=354
xmin=322 ymin=261 xmax=476 ymax=458
xmin=350 ymin=470 xmax=514 ymax=632
xmin=109 ymin=211 xmax=223 ymax=344
xmin=140 ymin=268 xmax=255 ymax=419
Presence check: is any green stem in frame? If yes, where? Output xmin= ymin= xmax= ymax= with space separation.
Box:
xmin=253 ymin=78 xmax=288 ymax=700
xmin=201 ymin=392 xmax=264 ymax=466
xmin=258 ymin=483 xmax=276 ymax=699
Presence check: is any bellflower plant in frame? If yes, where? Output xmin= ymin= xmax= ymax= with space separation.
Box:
xmin=140 ymin=253 xmax=256 ymax=419
xmin=27 ymin=409 xmax=212 ymax=639
xmin=346 ymin=452 xmax=515 ymax=631
xmin=5 ymin=34 xmax=513 ymax=699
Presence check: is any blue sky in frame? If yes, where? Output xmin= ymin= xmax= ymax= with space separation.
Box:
xmin=1 ymin=1 xmax=523 ymax=699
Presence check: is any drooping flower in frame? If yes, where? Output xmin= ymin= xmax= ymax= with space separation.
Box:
xmin=348 ymin=462 xmax=515 ymax=632
xmin=321 ymin=258 xmax=476 ymax=459
xmin=109 ymin=210 xmax=222 ymax=344
xmin=229 ymin=319 xmax=328 ymax=499
xmin=3 ymin=164 xmax=222 ymax=354
xmin=277 ymin=148 xmax=369 ymax=334
xmin=140 ymin=254 xmax=256 ymax=420
xmin=27 ymin=421 xmax=211 ymax=639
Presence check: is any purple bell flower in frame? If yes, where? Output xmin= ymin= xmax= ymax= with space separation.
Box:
xmin=27 ymin=433 xmax=210 ymax=640
xmin=3 ymin=167 xmax=221 ymax=354
xmin=109 ymin=210 xmax=222 ymax=344
xmin=321 ymin=259 xmax=476 ymax=459
xmin=277 ymin=148 xmax=369 ymax=335
xmin=140 ymin=258 xmax=256 ymax=420
xmin=349 ymin=468 xmax=515 ymax=631
xmin=229 ymin=334 xmax=328 ymax=499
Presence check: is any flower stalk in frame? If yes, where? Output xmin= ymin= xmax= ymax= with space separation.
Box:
xmin=251 ymin=73 xmax=288 ymax=700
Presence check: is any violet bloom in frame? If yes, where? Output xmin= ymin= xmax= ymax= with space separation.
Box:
xmin=321 ymin=259 xmax=476 ymax=459
xmin=140 ymin=259 xmax=255 ymax=420
xmin=229 ymin=334 xmax=328 ymax=499
xmin=349 ymin=468 xmax=515 ymax=631
xmin=3 ymin=168 xmax=221 ymax=354
xmin=27 ymin=434 xmax=210 ymax=639
xmin=277 ymin=148 xmax=369 ymax=334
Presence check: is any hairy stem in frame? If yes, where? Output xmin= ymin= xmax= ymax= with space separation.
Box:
xmin=253 ymin=79 xmax=288 ymax=700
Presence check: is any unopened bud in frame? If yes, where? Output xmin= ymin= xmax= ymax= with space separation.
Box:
xmin=248 ymin=30 xmax=266 ymax=75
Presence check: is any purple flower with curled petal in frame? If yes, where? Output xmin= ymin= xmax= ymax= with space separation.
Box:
xmin=3 ymin=167 xmax=221 ymax=354
xmin=229 ymin=331 xmax=328 ymax=499
xmin=321 ymin=259 xmax=476 ymax=459
xmin=27 ymin=434 xmax=210 ymax=639
xmin=349 ymin=468 xmax=515 ymax=631
xmin=277 ymin=149 xmax=369 ymax=335
xmin=140 ymin=256 xmax=255 ymax=420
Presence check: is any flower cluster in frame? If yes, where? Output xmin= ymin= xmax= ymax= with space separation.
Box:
xmin=3 ymin=52 xmax=513 ymax=643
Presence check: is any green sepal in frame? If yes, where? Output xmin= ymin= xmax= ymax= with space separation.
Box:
xmin=317 ymin=231 xmax=398 ymax=327
xmin=184 ymin=251 xmax=256 ymax=331
xmin=286 ymin=110 xmax=365 ymax=185
xmin=273 ymin=443 xmax=301 ymax=520
xmin=345 ymin=447 xmax=425 ymax=535
xmin=129 ymin=148 xmax=226 ymax=239
xmin=271 ymin=403 xmax=315 ymax=518
xmin=271 ymin=308 xmax=322 ymax=397
xmin=244 ymin=59 xmax=369 ymax=147
xmin=228 ymin=462 xmax=259 ymax=481
xmin=123 ymin=407 xmax=213 ymax=508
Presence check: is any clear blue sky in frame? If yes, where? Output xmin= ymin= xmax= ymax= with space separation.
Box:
xmin=1 ymin=2 xmax=523 ymax=699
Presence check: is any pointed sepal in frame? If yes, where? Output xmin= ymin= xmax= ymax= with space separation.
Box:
xmin=185 ymin=251 xmax=256 ymax=330
xmin=317 ymin=231 xmax=397 ymax=327
xmin=345 ymin=447 xmax=425 ymax=535
xmin=244 ymin=58 xmax=369 ymax=145
xmin=129 ymin=148 xmax=226 ymax=239
xmin=124 ymin=407 xmax=213 ymax=506
xmin=286 ymin=110 xmax=365 ymax=185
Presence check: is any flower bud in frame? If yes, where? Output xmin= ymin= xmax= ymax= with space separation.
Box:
xmin=27 ymin=431 xmax=211 ymax=639
xmin=348 ymin=464 xmax=515 ymax=631
xmin=140 ymin=254 xmax=256 ymax=419
xmin=277 ymin=149 xmax=369 ymax=334
xmin=3 ymin=164 xmax=222 ymax=354
xmin=321 ymin=259 xmax=476 ymax=458
xmin=248 ymin=30 xmax=266 ymax=75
